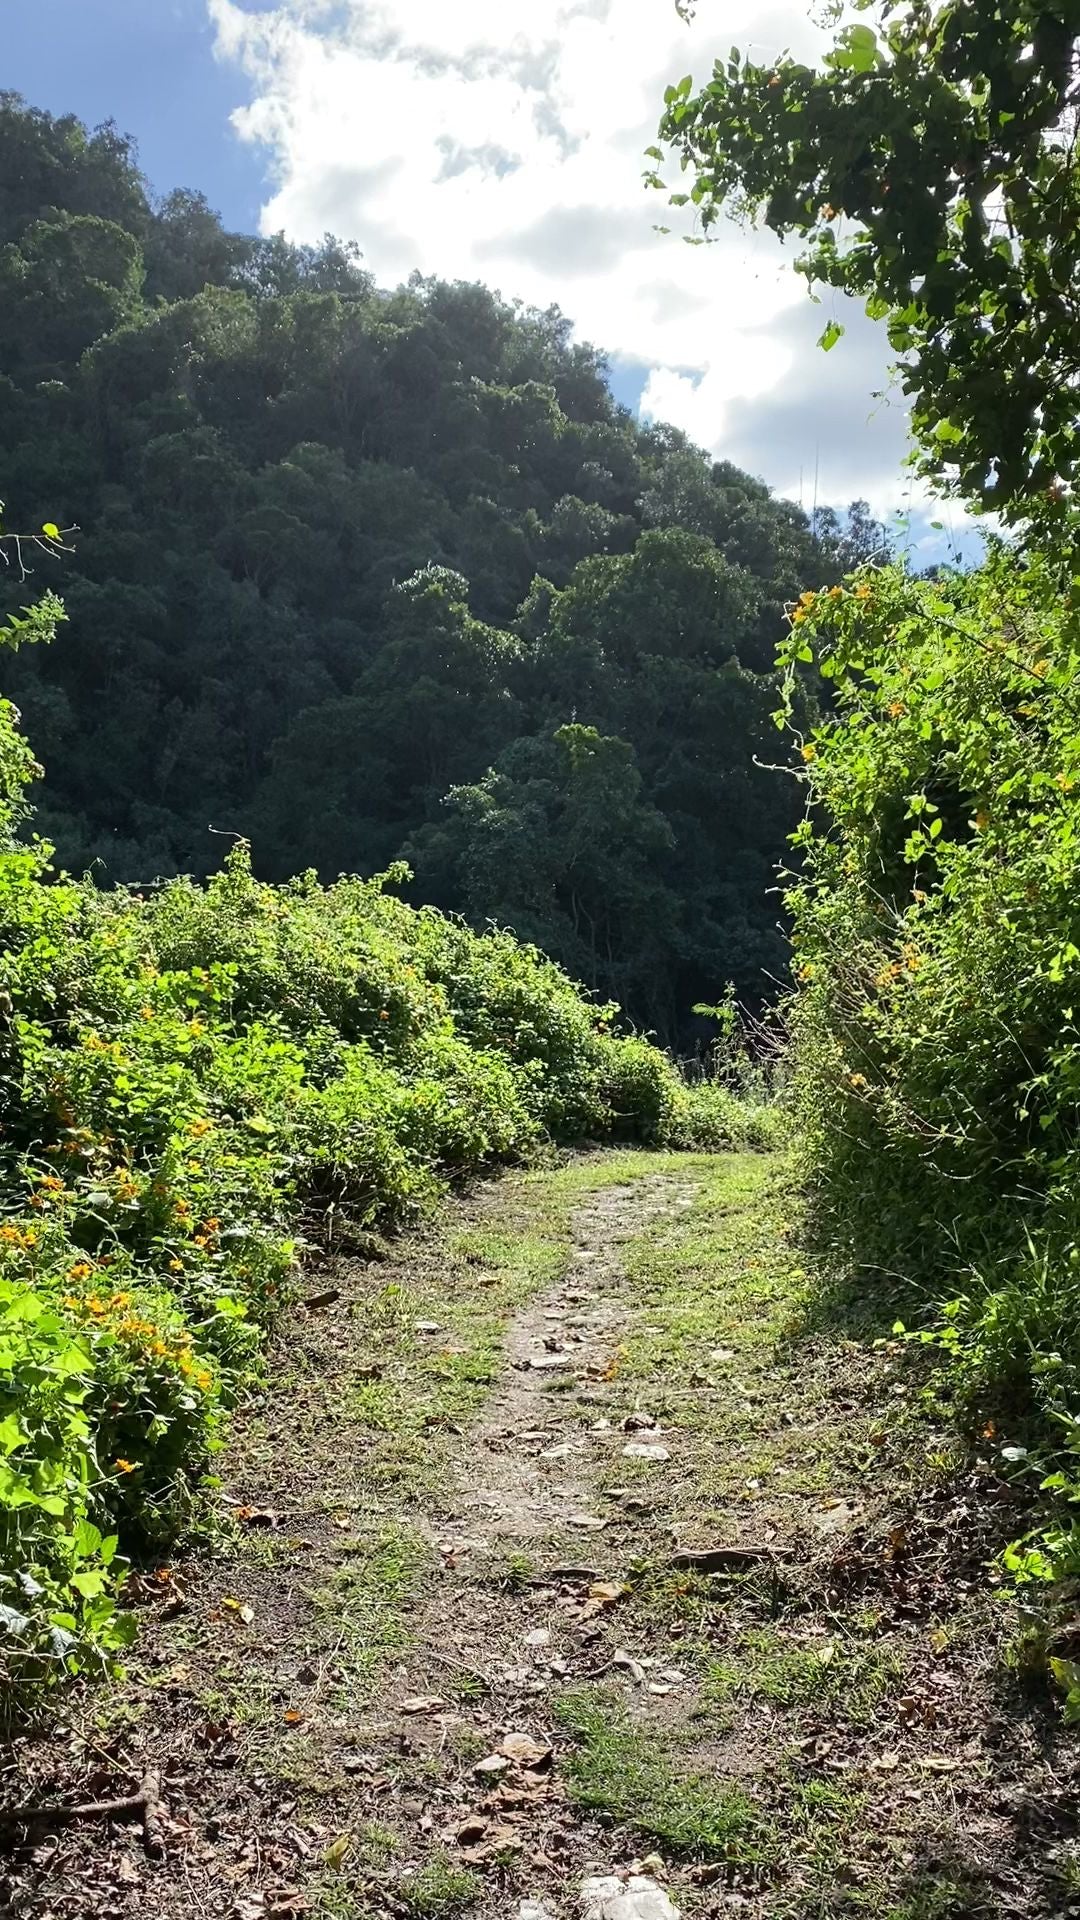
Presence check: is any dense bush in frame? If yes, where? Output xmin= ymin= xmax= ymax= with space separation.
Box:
xmin=0 ymin=603 xmax=742 ymax=1705
xmin=782 ymin=554 xmax=1080 ymax=1579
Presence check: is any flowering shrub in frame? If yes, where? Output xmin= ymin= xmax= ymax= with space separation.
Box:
xmin=779 ymin=554 xmax=1080 ymax=1583
xmin=0 ymin=599 xmax=734 ymax=1705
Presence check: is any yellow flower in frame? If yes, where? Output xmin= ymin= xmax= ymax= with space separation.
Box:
xmin=67 ymin=1262 xmax=92 ymax=1282
xmin=1055 ymin=772 xmax=1074 ymax=791
xmin=854 ymin=583 xmax=872 ymax=601
xmin=140 ymin=1006 xmax=154 ymax=1022
xmin=188 ymin=1117 xmax=212 ymax=1138
xmin=828 ymin=586 xmax=845 ymax=600
xmin=801 ymin=743 xmax=817 ymax=762
xmin=799 ymin=590 xmax=817 ymax=607
xmin=974 ymin=810 xmax=989 ymax=830
xmin=169 ymin=1258 xmax=184 ymax=1273
xmin=195 ymin=1369 xmax=212 ymax=1391
xmin=114 ymin=1458 xmax=136 ymax=1474
xmin=0 ymin=1223 xmax=21 ymax=1243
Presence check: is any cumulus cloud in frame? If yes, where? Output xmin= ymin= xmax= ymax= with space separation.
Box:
xmin=206 ymin=0 xmax=916 ymax=510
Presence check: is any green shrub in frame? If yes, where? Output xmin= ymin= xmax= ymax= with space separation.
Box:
xmin=781 ymin=553 xmax=1080 ymax=1579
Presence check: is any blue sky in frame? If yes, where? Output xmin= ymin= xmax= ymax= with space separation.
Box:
xmin=3 ymin=0 xmax=265 ymax=231
xmin=1 ymin=0 xmax=976 ymax=557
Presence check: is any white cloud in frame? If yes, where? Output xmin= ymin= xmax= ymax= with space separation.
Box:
xmin=206 ymin=0 xmax=916 ymax=510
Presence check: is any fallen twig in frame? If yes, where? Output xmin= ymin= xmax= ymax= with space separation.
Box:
xmin=0 ymin=1769 xmax=166 ymax=1855
xmin=670 ymin=1546 xmax=793 ymax=1571
xmin=534 ymin=1564 xmax=604 ymax=1583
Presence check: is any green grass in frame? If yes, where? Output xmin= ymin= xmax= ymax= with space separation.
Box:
xmin=397 ymin=1856 xmax=482 ymax=1919
xmin=313 ymin=1520 xmax=430 ymax=1693
xmin=552 ymin=1685 xmax=765 ymax=1862
xmin=706 ymin=1626 xmax=902 ymax=1728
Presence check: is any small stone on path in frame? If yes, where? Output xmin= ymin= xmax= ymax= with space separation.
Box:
xmin=581 ymin=1875 xmax=680 ymax=1920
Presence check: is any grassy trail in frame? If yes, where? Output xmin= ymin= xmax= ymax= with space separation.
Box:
xmin=3 ymin=1153 xmax=1074 ymax=1920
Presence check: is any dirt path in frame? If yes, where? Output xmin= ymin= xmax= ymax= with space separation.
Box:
xmin=2 ymin=1153 xmax=1078 ymax=1920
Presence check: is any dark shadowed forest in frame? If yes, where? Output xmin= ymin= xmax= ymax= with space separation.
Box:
xmin=0 ymin=93 xmax=885 ymax=1039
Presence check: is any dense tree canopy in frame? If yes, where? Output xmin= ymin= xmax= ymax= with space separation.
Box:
xmin=656 ymin=1 xmax=1080 ymax=527
xmin=0 ymin=92 xmax=862 ymax=1038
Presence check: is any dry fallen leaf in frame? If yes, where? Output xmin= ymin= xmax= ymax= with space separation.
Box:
xmin=499 ymin=1731 xmax=552 ymax=1767
xmin=283 ymin=1709 xmax=304 ymax=1726
xmin=587 ymin=1580 xmax=628 ymax=1607
xmin=475 ymin=1754 xmax=510 ymax=1777
xmin=323 ymin=1834 xmax=352 ymax=1870
xmin=456 ymin=1815 xmax=489 ymax=1844
xmin=221 ymin=1596 xmax=255 ymax=1625
xmin=400 ymin=1695 xmax=446 ymax=1715
xmin=236 ymin=1505 xmax=281 ymax=1529
xmin=622 ymin=1442 xmax=671 ymax=1462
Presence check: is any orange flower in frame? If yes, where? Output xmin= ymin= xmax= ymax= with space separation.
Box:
xmin=68 ymin=1262 xmax=92 ymax=1282
xmin=114 ymin=1458 xmax=137 ymax=1474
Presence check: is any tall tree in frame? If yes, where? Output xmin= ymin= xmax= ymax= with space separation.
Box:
xmin=655 ymin=2 xmax=1080 ymax=525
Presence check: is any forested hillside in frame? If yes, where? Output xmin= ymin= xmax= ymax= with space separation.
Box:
xmin=0 ymin=94 xmax=877 ymax=1038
